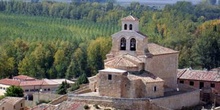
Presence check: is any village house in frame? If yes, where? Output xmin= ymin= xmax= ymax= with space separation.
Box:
xmin=178 ymin=68 xmax=220 ymax=104
xmin=178 ymin=68 xmax=220 ymax=93
xmin=67 ymin=15 xmax=200 ymax=110
xmin=0 ymin=75 xmax=74 ymax=99
xmin=0 ymin=97 xmax=25 ymax=110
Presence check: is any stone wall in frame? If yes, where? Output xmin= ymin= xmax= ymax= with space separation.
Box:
xmin=98 ymin=71 xmax=128 ymax=98
xmin=33 ymin=93 xmax=61 ymax=103
xmin=151 ymin=90 xmax=200 ymax=110
xmin=144 ymin=82 xmax=164 ymax=98
xmin=68 ymin=94 xmax=168 ymax=110
xmin=146 ymin=53 xmax=178 ymax=88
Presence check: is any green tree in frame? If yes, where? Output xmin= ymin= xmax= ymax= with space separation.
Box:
xmin=5 ymin=85 xmax=24 ymax=97
xmin=56 ymin=80 xmax=70 ymax=95
xmin=77 ymin=73 xmax=89 ymax=84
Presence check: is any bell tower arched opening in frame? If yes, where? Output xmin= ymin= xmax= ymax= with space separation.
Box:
xmin=124 ymin=24 xmax=127 ymax=30
xmin=120 ymin=38 xmax=126 ymax=50
xmin=130 ymin=38 xmax=136 ymax=51
xmin=129 ymin=24 xmax=132 ymax=30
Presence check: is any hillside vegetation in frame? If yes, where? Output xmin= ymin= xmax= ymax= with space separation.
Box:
xmin=0 ymin=1 xmax=219 ymax=79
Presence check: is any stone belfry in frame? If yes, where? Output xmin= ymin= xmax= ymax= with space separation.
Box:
xmin=107 ymin=15 xmax=148 ymax=58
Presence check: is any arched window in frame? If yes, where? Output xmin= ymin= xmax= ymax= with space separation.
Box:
xmin=130 ymin=38 xmax=136 ymax=51
xmin=129 ymin=24 xmax=132 ymax=30
xmin=120 ymin=38 xmax=126 ymax=50
xmin=124 ymin=24 xmax=127 ymax=30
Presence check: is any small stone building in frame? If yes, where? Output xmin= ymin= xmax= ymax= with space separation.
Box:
xmin=89 ymin=15 xmax=179 ymax=98
xmin=0 ymin=97 xmax=25 ymax=110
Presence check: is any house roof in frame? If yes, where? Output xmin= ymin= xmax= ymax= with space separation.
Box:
xmin=121 ymin=15 xmax=139 ymax=21
xmin=105 ymin=54 xmax=143 ymax=68
xmin=13 ymin=75 xmax=36 ymax=81
xmin=128 ymin=71 xmax=164 ymax=83
xmin=0 ymin=97 xmax=24 ymax=105
xmin=0 ymin=78 xmax=20 ymax=86
xmin=0 ymin=75 xmax=75 ymax=87
xmin=178 ymin=69 xmax=220 ymax=82
xmin=147 ymin=43 xmax=179 ymax=55
xmin=20 ymin=80 xmax=44 ymax=86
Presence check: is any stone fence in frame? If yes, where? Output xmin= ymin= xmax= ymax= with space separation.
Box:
xmin=151 ymin=89 xmax=200 ymax=110
xmin=68 ymin=94 xmax=169 ymax=110
xmin=49 ymin=94 xmax=68 ymax=105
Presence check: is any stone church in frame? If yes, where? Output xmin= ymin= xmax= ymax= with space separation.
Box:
xmin=89 ymin=15 xmax=179 ymax=98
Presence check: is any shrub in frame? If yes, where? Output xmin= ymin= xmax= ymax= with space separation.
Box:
xmin=70 ymin=83 xmax=80 ymax=91
xmin=36 ymin=100 xmax=51 ymax=105
xmin=94 ymin=104 xmax=100 ymax=109
xmin=84 ymin=104 xmax=90 ymax=109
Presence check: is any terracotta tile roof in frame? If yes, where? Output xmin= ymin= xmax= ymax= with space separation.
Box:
xmin=20 ymin=80 xmax=44 ymax=86
xmin=177 ymin=69 xmax=187 ymax=78
xmin=128 ymin=71 xmax=164 ymax=83
xmin=0 ymin=78 xmax=20 ymax=86
xmin=13 ymin=75 xmax=36 ymax=81
xmin=0 ymin=97 xmax=24 ymax=105
xmin=178 ymin=69 xmax=220 ymax=82
xmin=105 ymin=54 xmax=143 ymax=68
xmin=31 ymin=104 xmax=56 ymax=110
xmin=121 ymin=15 xmax=139 ymax=21
xmin=147 ymin=43 xmax=179 ymax=55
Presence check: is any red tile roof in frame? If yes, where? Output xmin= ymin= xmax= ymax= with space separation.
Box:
xmin=178 ymin=69 xmax=220 ymax=82
xmin=105 ymin=54 xmax=143 ymax=68
xmin=0 ymin=78 xmax=20 ymax=86
xmin=147 ymin=43 xmax=179 ymax=55
xmin=19 ymin=80 xmax=44 ymax=86
xmin=13 ymin=75 xmax=36 ymax=81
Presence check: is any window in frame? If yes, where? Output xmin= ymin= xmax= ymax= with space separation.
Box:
xmin=48 ymin=88 xmax=50 ymax=91
xmin=14 ymin=106 xmax=15 ymax=109
xmin=2 ymin=107 xmax=4 ymax=110
xmin=199 ymin=82 xmax=204 ymax=89
xmin=153 ymin=86 xmax=157 ymax=92
xmin=0 ymin=87 xmax=2 ymax=89
xmin=124 ymin=24 xmax=127 ymax=30
xmin=130 ymin=38 xmax=136 ymax=51
xmin=21 ymin=103 xmax=23 ymax=107
xmin=120 ymin=38 xmax=126 ymax=50
xmin=211 ymin=83 xmax=215 ymax=88
xmin=108 ymin=74 xmax=112 ymax=80
xmin=44 ymin=89 xmax=47 ymax=91
xmin=190 ymin=81 xmax=194 ymax=86
xmin=129 ymin=24 xmax=132 ymax=30
xmin=180 ymin=80 xmax=184 ymax=84
xmin=25 ymin=89 xmax=29 ymax=92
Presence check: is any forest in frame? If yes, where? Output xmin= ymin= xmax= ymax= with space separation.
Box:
xmin=0 ymin=1 xmax=219 ymax=79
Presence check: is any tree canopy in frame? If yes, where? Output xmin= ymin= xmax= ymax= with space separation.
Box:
xmin=5 ymin=86 xmax=24 ymax=97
